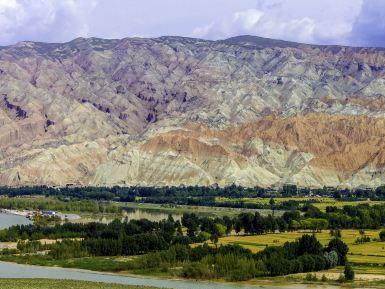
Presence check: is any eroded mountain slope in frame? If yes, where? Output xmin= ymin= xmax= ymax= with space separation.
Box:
xmin=1 ymin=36 xmax=385 ymax=187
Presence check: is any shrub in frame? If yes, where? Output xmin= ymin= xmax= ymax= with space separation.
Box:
xmin=305 ymin=273 xmax=317 ymax=281
xmin=330 ymin=229 xmax=341 ymax=238
xmin=181 ymin=262 xmax=212 ymax=279
xmin=355 ymin=236 xmax=370 ymax=244
xmin=327 ymin=238 xmax=349 ymax=265
xmin=337 ymin=274 xmax=345 ymax=283
xmin=324 ymin=250 xmax=338 ymax=268
xmin=344 ymin=264 xmax=355 ymax=281
xmin=379 ymin=230 xmax=385 ymax=241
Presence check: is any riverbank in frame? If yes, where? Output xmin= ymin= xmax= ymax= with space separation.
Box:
xmin=0 ymin=209 xmax=31 ymax=217
xmin=0 ymin=279 xmax=159 ymax=289
xmin=0 ymin=261 xmax=338 ymax=289
xmin=1 ymin=257 xmax=385 ymax=289
xmin=0 ymin=212 xmax=32 ymax=230
xmin=0 ymin=208 xmax=81 ymax=221
xmin=0 ymin=279 xmax=157 ymax=289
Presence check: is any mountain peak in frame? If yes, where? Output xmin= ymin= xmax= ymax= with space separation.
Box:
xmin=222 ymin=35 xmax=304 ymax=48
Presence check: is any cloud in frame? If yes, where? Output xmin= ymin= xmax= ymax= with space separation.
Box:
xmin=234 ymin=9 xmax=264 ymax=30
xmin=349 ymin=0 xmax=385 ymax=47
xmin=0 ymin=0 xmax=384 ymax=48
xmin=192 ymin=0 xmax=363 ymax=45
xmin=0 ymin=0 xmax=97 ymax=45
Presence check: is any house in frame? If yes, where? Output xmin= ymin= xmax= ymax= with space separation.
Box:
xmin=41 ymin=210 xmax=56 ymax=216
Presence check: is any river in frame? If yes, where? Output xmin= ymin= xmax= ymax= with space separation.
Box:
xmin=0 ymin=261 xmax=338 ymax=289
xmin=0 ymin=212 xmax=32 ymax=229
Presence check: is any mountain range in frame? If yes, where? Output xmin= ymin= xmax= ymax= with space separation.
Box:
xmin=1 ymin=35 xmax=385 ymax=188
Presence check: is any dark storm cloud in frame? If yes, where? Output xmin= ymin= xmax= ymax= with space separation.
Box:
xmin=349 ymin=0 xmax=385 ymax=47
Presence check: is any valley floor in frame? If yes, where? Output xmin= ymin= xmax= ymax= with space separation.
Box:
xmin=3 ymin=229 xmax=385 ymax=288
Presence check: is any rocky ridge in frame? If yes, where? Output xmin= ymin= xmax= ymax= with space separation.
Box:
xmin=1 ymin=35 xmax=385 ymax=188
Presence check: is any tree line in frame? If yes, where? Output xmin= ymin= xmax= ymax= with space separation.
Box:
xmin=9 ymin=231 xmax=350 ymax=281
xmin=3 ymin=202 xmax=385 ymax=247
xmin=2 ymin=184 xmax=385 ymax=202
xmin=126 ymin=234 xmax=348 ymax=281
xmin=2 ymin=202 xmax=385 ymax=261
xmin=0 ymin=197 xmax=120 ymax=214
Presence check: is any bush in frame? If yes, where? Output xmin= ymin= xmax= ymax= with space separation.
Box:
xmin=355 ymin=236 xmax=370 ymax=244
xmin=337 ymin=274 xmax=345 ymax=283
xmin=330 ymin=229 xmax=341 ymax=238
xmin=197 ymin=231 xmax=210 ymax=242
xmin=344 ymin=264 xmax=355 ymax=281
xmin=327 ymin=238 xmax=349 ymax=265
xmin=379 ymin=230 xmax=385 ymax=241
xmin=181 ymin=262 xmax=212 ymax=279
xmin=324 ymin=250 xmax=338 ymax=268
xmin=227 ymin=269 xmax=254 ymax=282
xmin=305 ymin=273 xmax=317 ymax=281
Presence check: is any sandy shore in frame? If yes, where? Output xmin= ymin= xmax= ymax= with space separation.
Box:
xmin=0 ymin=209 xmax=31 ymax=217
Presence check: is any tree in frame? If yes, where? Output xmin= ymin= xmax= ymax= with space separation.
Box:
xmin=297 ymin=234 xmax=322 ymax=256
xmin=359 ymin=229 xmax=365 ymax=236
xmin=222 ymin=216 xmax=233 ymax=235
xmin=234 ymin=219 xmax=242 ymax=235
xmin=252 ymin=212 xmax=266 ymax=235
xmin=214 ymin=223 xmax=227 ymax=237
xmin=324 ymin=251 xmax=338 ymax=268
xmin=181 ymin=213 xmax=199 ymax=238
xmin=330 ymin=229 xmax=341 ymax=238
xmin=210 ymin=234 xmax=219 ymax=248
xmin=239 ymin=213 xmax=254 ymax=234
xmin=344 ymin=264 xmax=355 ymax=281
xmin=379 ymin=230 xmax=385 ymax=241
xmin=282 ymin=184 xmax=297 ymax=196
xmin=328 ymin=238 xmax=349 ymax=265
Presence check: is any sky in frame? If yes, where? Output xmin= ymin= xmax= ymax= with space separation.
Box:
xmin=0 ymin=0 xmax=385 ymax=47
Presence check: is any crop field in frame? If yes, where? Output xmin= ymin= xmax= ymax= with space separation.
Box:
xmin=312 ymin=200 xmax=385 ymax=211
xmin=0 ymin=279 xmax=157 ymax=289
xmin=215 ymin=229 xmax=385 ymax=266
xmin=216 ymin=196 xmax=385 ymax=211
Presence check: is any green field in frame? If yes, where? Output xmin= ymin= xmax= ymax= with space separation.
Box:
xmin=216 ymin=196 xmax=385 ymax=211
xmin=213 ymin=229 xmax=385 ymax=266
xmin=0 ymin=279 xmax=157 ymax=289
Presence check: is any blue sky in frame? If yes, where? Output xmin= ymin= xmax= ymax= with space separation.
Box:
xmin=0 ymin=0 xmax=384 ymax=47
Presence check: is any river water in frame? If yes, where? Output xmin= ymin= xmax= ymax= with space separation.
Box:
xmin=0 ymin=261 xmax=338 ymax=289
xmin=123 ymin=207 xmax=183 ymax=221
xmin=0 ymin=212 xmax=32 ymax=229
